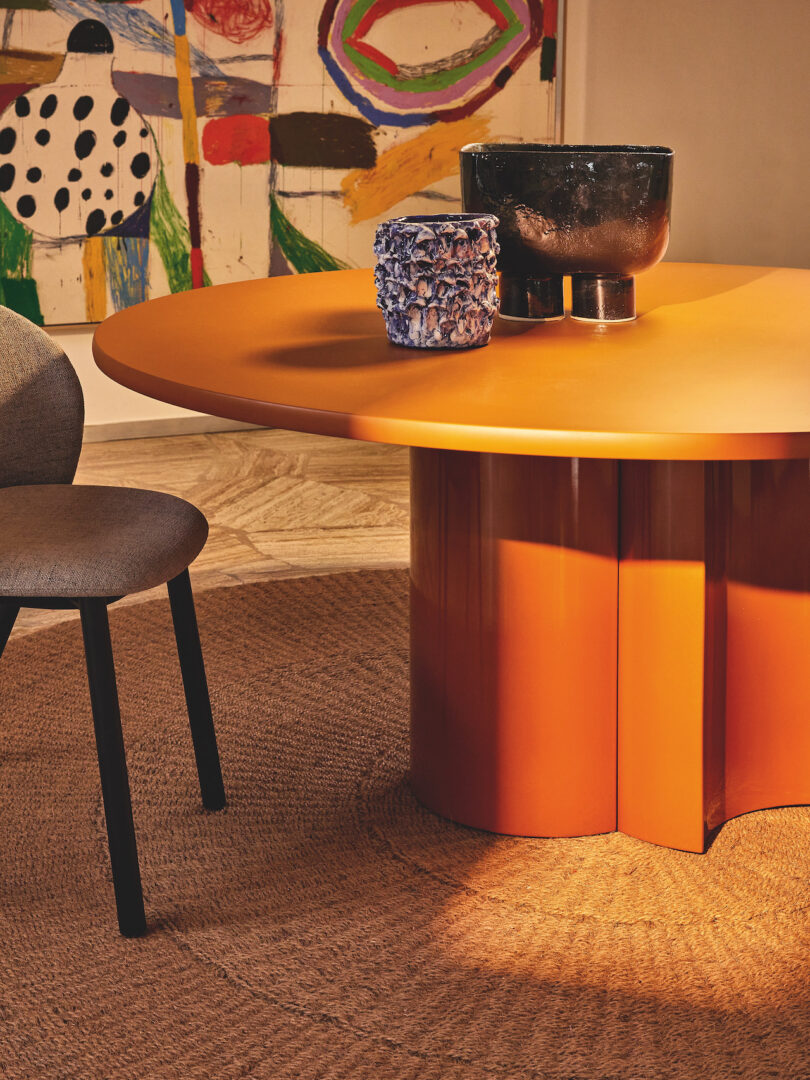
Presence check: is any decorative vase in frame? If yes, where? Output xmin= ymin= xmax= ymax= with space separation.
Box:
xmin=374 ymin=213 xmax=499 ymax=349
xmin=460 ymin=144 xmax=674 ymax=322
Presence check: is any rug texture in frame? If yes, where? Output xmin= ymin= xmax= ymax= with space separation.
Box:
xmin=0 ymin=570 xmax=808 ymax=1079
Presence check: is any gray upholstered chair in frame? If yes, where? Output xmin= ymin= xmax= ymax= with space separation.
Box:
xmin=0 ymin=305 xmax=225 ymax=937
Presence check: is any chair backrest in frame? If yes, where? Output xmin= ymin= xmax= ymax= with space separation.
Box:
xmin=0 ymin=306 xmax=84 ymax=488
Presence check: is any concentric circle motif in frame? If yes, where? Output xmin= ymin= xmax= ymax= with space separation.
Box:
xmin=318 ymin=0 xmax=543 ymax=127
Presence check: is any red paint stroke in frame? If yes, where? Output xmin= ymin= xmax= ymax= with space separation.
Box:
xmin=187 ymin=0 xmax=273 ymax=44
xmin=542 ymin=0 xmax=557 ymax=37
xmin=190 ymin=247 xmax=205 ymax=289
xmin=472 ymin=0 xmax=510 ymax=30
xmin=202 ymin=114 xmax=270 ymax=165
xmin=355 ymin=0 xmax=508 ymax=41
xmin=0 ymin=84 xmax=33 ymax=114
xmin=349 ymin=38 xmax=399 ymax=76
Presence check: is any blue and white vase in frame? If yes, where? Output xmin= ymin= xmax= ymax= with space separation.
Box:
xmin=374 ymin=214 xmax=499 ymax=349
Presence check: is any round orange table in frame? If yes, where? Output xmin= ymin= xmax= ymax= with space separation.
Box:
xmin=94 ymin=263 xmax=810 ymax=852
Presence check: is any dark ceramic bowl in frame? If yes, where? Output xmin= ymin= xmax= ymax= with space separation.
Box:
xmin=460 ymin=143 xmax=674 ymax=321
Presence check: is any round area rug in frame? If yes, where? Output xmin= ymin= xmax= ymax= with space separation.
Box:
xmin=0 ymin=571 xmax=808 ymax=1079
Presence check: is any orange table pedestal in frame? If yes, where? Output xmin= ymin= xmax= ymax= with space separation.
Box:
xmin=409 ymin=449 xmax=619 ymax=837
xmin=410 ymin=450 xmax=810 ymax=852
xmin=619 ymin=459 xmax=810 ymax=852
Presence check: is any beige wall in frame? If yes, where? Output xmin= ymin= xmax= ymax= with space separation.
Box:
xmin=563 ymin=0 xmax=810 ymax=268
xmin=50 ymin=325 xmax=204 ymax=435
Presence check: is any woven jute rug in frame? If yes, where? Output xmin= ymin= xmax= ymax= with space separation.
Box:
xmin=1 ymin=570 xmax=808 ymax=1079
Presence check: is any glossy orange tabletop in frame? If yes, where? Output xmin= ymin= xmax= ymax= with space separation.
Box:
xmin=94 ymin=262 xmax=810 ymax=855
xmin=93 ymin=263 xmax=810 ymax=461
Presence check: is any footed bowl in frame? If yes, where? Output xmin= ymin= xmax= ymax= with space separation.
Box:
xmin=460 ymin=143 xmax=674 ymax=322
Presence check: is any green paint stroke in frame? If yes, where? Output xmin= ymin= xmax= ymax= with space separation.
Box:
xmin=0 ymin=196 xmax=43 ymax=323
xmin=341 ymin=0 xmax=377 ymax=39
xmin=346 ymin=21 xmax=521 ymax=93
xmin=0 ymin=195 xmax=33 ymax=278
xmin=0 ymin=278 xmax=43 ymax=323
xmin=540 ymin=36 xmax=556 ymax=82
xmin=149 ymin=166 xmax=210 ymax=292
xmin=269 ymin=193 xmax=347 ymax=274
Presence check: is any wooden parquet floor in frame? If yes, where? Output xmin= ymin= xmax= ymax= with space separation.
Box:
xmin=12 ymin=429 xmax=410 ymax=637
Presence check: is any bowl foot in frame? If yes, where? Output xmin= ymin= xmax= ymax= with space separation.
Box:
xmin=499 ymin=274 xmax=564 ymax=321
xmin=571 ymin=274 xmax=636 ymax=322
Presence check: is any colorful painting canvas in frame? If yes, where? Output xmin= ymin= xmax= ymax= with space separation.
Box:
xmin=0 ymin=0 xmax=559 ymax=325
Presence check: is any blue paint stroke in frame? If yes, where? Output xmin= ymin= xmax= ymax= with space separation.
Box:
xmin=167 ymin=0 xmax=186 ymax=37
xmin=51 ymin=0 xmax=223 ymax=77
xmin=104 ymin=236 xmax=149 ymax=311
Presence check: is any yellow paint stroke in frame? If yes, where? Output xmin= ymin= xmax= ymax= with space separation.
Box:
xmin=340 ymin=114 xmax=490 ymax=224
xmin=82 ymin=236 xmax=107 ymax=323
xmin=0 ymin=50 xmax=63 ymax=85
xmin=173 ymin=34 xmax=200 ymax=165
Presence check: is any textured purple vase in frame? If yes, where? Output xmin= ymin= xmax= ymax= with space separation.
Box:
xmin=374 ymin=214 xmax=499 ymax=349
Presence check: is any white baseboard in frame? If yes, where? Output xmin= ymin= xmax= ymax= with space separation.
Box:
xmin=83 ymin=416 xmax=263 ymax=443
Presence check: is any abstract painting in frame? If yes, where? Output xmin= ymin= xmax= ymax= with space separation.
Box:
xmin=0 ymin=0 xmax=558 ymax=325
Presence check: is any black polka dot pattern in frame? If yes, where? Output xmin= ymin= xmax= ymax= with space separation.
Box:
xmin=75 ymin=131 xmax=96 ymax=159
xmin=86 ymin=208 xmax=106 ymax=235
xmin=73 ymin=96 xmax=94 ymax=121
xmin=1 ymin=84 xmax=157 ymax=239
xmin=111 ymin=98 xmax=130 ymax=126
xmin=130 ymin=152 xmax=150 ymax=179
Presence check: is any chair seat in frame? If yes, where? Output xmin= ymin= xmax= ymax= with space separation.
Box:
xmin=0 ymin=484 xmax=208 ymax=598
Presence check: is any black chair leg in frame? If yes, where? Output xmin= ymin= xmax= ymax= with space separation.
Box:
xmin=167 ymin=570 xmax=226 ymax=811
xmin=0 ymin=602 xmax=20 ymax=660
xmin=80 ymin=598 xmax=147 ymax=938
